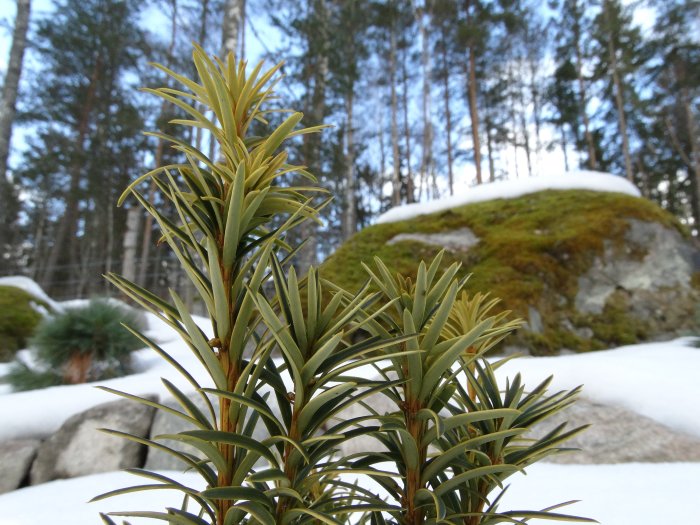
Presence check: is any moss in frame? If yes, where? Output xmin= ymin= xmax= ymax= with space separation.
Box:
xmin=0 ymin=286 xmax=47 ymax=362
xmin=692 ymin=271 xmax=700 ymax=290
xmin=586 ymin=290 xmax=649 ymax=346
xmin=321 ymin=190 xmax=687 ymax=353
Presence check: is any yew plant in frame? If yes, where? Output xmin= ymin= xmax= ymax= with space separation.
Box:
xmin=96 ymin=46 xmax=594 ymax=525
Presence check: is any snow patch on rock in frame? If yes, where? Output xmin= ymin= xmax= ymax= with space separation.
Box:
xmin=387 ymin=227 xmax=480 ymax=252
xmin=376 ymin=171 xmax=640 ymax=224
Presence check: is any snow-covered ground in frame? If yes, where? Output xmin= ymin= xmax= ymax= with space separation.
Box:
xmin=0 ymin=311 xmax=214 ymax=440
xmin=1 ymin=305 xmax=699 ymax=523
xmin=0 ymin=462 xmax=699 ymax=524
xmin=375 ymin=171 xmax=641 ymax=224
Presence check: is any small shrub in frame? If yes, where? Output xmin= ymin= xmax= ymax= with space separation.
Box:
xmin=8 ymin=299 xmax=146 ymax=390
xmin=4 ymin=360 xmax=62 ymax=392
xmin=96 ymin=47 xmax=592 ymax=525
xmin=0 ymin=285 xmax=46 ymax=362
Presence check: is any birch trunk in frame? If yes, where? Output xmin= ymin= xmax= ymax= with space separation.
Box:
xmin=221 ymin=0 xmax=243 ymax=57
xmin=121 ymin=207 xmax=140 ymax=285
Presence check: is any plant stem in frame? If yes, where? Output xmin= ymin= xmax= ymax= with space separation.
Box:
xmin=405 ymin=398 xmax=426 ymax=525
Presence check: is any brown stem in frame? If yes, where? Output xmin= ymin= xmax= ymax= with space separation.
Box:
xmin=276 ymin=392 xmax=303 ymax=519
xmin=216 ymin=240 xmax=238 ymax=525
xmin=404 ymin=398 xmax=427 ymax=525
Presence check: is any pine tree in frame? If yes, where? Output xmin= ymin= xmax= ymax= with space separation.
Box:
xmin=18 ymin=0 xmax=147 ymax=297
xmin=592 ymin=0 xmax=645 ymax=183
xmin=553 ymin=0 xmax=599 ymax=170
xmin=643 ymin=0 xmax=700 ymax=229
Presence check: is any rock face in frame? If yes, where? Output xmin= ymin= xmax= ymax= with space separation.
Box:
xmin=575 ymin=220 xmax=696 ymax=313
xmin=322 ymin=189 xmax=700 ymax=354
xmin=387 ymin=228 xmax=480 ymax=252
xmin=144 ymin=393 xmax=219 ymax=471
xmin=527 ymin=397 xmax=700 ymax=464
xmin=30 ymin=399 xmax=155 ymax=485
xmin=0 ymin=439 xmax=41 ymax=494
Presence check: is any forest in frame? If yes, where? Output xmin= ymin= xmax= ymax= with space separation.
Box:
xmin=0 ymin=0 xmax=698 ymax=300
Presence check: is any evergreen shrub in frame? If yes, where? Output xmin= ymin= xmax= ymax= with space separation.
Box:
xmin=7 ymin=299 xmax=145 ymax=390
xmin=0 ymin=285 xmax=46 ymax=362
xmin=96 ymin=46 xmax=593 ymax=525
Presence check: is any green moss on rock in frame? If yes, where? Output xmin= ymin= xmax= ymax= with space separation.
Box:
xmin=0 ymin=286 xmax=48 ymax=361
xmin=321 ymin=190 xmax=691 ymax=354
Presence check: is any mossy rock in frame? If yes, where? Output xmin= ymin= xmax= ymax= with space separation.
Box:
xmin=321 ymin=190 xmax=699 ymax=354
xmin=0 ymin=286 xmax=49 ymax=361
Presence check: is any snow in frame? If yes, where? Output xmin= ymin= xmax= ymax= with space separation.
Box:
xmin=0 ymin=312 xmax=215 ymax=441
xmin=375 ymin=171 xmax=641 ymax=224
xmin=0 ymin=463 xmax=699 ymax=524
xmin=496 ymin=462 xmax=700 ymax=523
xmin=0 ymin=471 xmax=205 ymax=525
xmin=493 ymin=338 xmax=700 ymax=438
xmin=0 ymin=276 xmax=64 ymax=313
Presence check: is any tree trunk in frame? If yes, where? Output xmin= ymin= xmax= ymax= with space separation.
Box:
xmin=221 ymin=0 xmax=243 ymax=57
xmin=0 ymin=0 xmax=31 ymax=262
xmin=485 ymin=112 xmax=496 ymax=182
xmin=466 ymin=45 xmax=482 ymax=184
xmin=529 ymin=66 xmax=543 ymax=168
xmin=298 ymin=0 xmax=328 ymax=272
xmin=560 ymin=122 xmax=570 ymax=172
xmin=138 ymin=0 xmax=177 ymax=287
xmin=401 ymin=46 xmax=415 ymax=203
xmin=463 ymin=0 xmax=482 ymax=184
xmin=414 ymin=2 xmax=435 ymax=200
xmin=606 ymin=23 xmax=633 ymax=182
xmin=42 ymin=55 xmax=102 ymax=294
xmin=0 ymin=0 xmax=31 ymax=184
xmin=518 ymin=90 xmax=533 ymax=177
xmin=508 ymin=64 xmax=521 ymax=179
xmin=682 ymin=89 xmax=700 ymax=232
xmin=440 ymin=24 xmax=454 ymax=195
xmin=343 ymin=91 xmax=356 ymax=239
xmin=390 ymin=25 xmax=402 ymax=206
xmin=121 ymin=207 xmax=141 ymax=284
xmin=239 ymin=0 xmax=246 ymax=58
xmin=573 ymin=2 xmax=598 ymax=170
xmin=194 ymin=0 xmax=209 ymax=154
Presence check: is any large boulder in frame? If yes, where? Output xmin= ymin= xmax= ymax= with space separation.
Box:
xmin=0 ymin=439 xmax=41 ymax=494
xmin=526 ymin=397 xmax=700 ymax=464
xmin=30 ymin=399 xmax=155 ymax=485
xmin=322 ymin=184 xmax=700 ymax=354
xmin=144 ymin=393 xmax=220 ymax=471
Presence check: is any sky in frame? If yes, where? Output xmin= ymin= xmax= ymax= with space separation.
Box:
xmin=0 ymin=0 xmax=667 ymax=205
